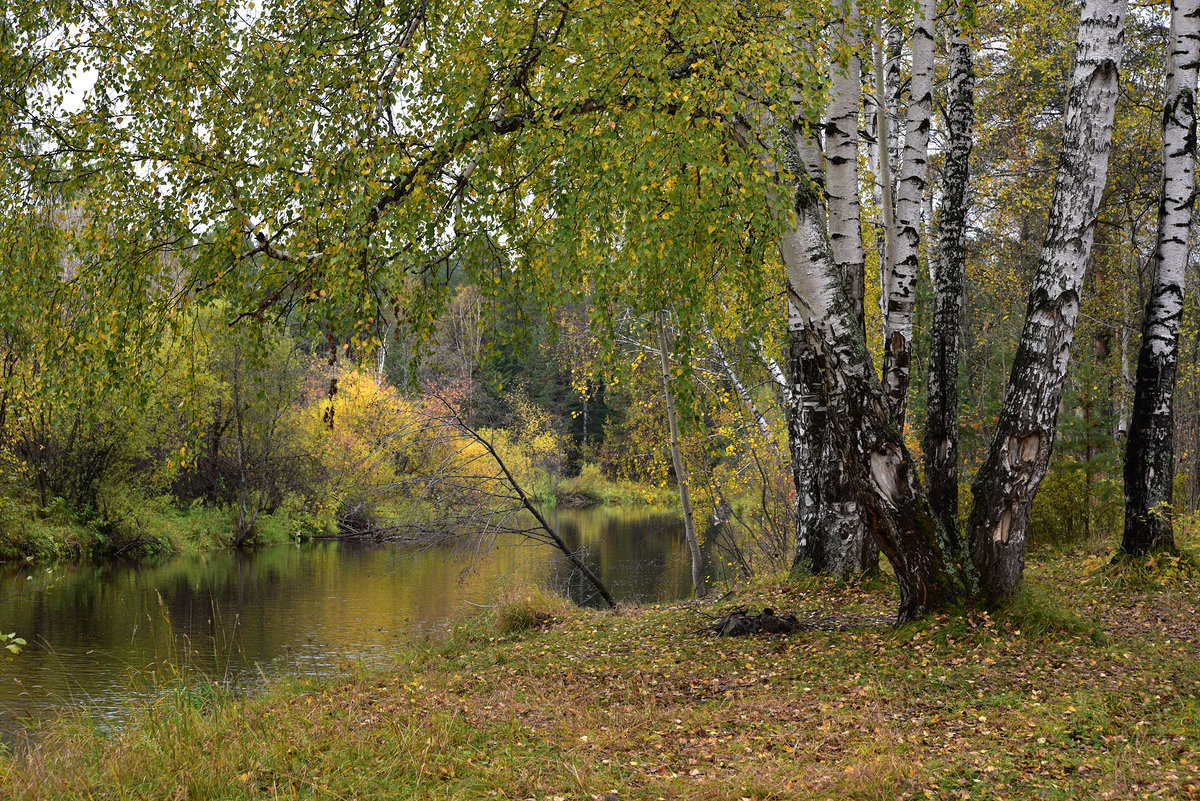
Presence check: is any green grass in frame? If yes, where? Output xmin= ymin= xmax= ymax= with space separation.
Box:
xmin=555 ymin=464 xmax=681 ymax=508
xmin=0 ymin=490 xmax=333 ymax=565
xmin=3 ymin=531 xmax=1200 ymax=800
xmin=491 ymin=584 xmax=579 ymax=634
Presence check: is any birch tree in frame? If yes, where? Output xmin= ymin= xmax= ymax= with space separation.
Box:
xmin=1122 ymin=0 xmax=1200 ymax=556
xmin=791 ymin=2 xmax=877 ymax=578
xmin=657 ymin=311 xmax=707 ymax=598
xmin=871 ymin=14 xmax=899 ymax=333
xmin=881 ymin=0 xmax=938 ymax=427
xmin=779 ymin=154 xmax=974 ymax=621
xmin=967 ymin=0 xmax=1129 ymax=601
xmin=924 ymin=2 xmax=976 ymax=540
xmin=731 ymin=89 xmax=976 ymax=619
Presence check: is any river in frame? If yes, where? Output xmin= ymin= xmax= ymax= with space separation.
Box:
xmin=0 ymin=506 xmax=693 ymax=749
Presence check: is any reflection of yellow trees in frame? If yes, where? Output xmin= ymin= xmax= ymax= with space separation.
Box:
xmin=0 ymin=508 xmax=693 ymax=739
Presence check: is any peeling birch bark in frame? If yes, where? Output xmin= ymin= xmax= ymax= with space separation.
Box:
xmin=967 ymin=0 xmax=1128 ymax=601
xmin=733 ymin=102 xmax=976 ymax=621
xmin=1122 ymin=0 xmax=1199 ymax=555
xmin=925 ymin=9 xmax=975 ymax=542
xmin=882 ymin=0 xmax=937 ymax=427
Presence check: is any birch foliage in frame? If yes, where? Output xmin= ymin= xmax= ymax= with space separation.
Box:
xmin=4 ymin=0 xmax=837 ymax=367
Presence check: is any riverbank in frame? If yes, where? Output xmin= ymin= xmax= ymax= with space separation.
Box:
xmin=0 ymin=492 xmax=328 ymax=563
xmin=3 ymin=534 xmax=1198 ymax=800
xmin=0 ymin=474 xmax=679 ymax=566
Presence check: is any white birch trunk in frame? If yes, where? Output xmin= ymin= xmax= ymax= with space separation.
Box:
xmin=1122 ymin=0 xmax=1200 ymax=554
xmin=924 ymin=9 xmax=975 ymax=541
xmin=657 ymin=312 xmax=707 ymax=598
xmin=885 ymin=23 xmax=905 ymax=179
xmin=873 ymin=14 xmax=898 ymax=327
xmin=820 ymin=4 xmax=877 ymax=573
xmin=882 ymin=0 xmax=937 ymax=427
xmin=967 ymin=0 xmax=1128 ymax=601
xmin=827 ymin=0 xmax=867 ymax=338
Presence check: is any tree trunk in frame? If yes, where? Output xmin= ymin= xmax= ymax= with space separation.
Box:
xmin=1122 ymin=0 xmax=1200 ymax=555
xmin=924 ymin=11 xmax=975 ymax=541
xmin=788 ymin=315 xmax=827 ymax=573
xmin=828 ymin=0 xmax=867 ymax=341
xmin=885 ymin=22 xmax=905 ymax=182
xmin=824 ymin=7 xmax=877 ymax=574
xmin=732 ymin=73 xmax=977 ymax=624
xmin=873 ymin=13 xmax=898 ymax=330
xmin=782 ymin=185 xmax=974 ymax=621
xmin=784 ymin=21 xmax=878 ymax=578
xmin=657 ymin=311 xmax=707 ymax=598
xmin=882 ymin=0 xmax=937 ymax=428
xmin=967 ymin=0 xmax=1128 ymax=602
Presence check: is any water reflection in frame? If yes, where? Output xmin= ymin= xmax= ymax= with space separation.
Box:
xmin=0 ymin=507 xmax=690 ymax=746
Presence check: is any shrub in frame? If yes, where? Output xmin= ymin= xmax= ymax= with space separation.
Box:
xmin=556 ymin=461 xmax=607 ymax=505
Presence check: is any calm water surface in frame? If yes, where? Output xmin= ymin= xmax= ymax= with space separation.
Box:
xmin=0 ymin=507 xmax=692 ymax=747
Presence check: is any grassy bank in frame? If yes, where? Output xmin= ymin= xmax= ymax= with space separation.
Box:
xmin=3 ymin=534 xmax=1199 ymax=800
xmin=553 ymin=464 xmax=681 ymax=509
xmin=0 ymin=491 xmax=331 ymax=564
xmin=0 ymin=473 xmax=679 ymax=566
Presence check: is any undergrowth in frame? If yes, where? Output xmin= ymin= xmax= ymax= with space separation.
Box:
xmin=1102 ymin=547 xmax=1200 ymax=590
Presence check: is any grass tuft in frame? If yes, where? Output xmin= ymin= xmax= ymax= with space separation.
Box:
xmin=1000 ymin=578 xmax=1102 ymax=641
xmin=491 ymin=584 xmax=578 ymax=634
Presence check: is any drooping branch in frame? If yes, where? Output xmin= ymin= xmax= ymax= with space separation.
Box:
xmin=429 ymin=393 xmax=616 ymax=608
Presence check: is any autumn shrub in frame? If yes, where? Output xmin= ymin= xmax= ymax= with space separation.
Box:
xmin=491 ymin=584 xmax=576 ymax=634
xmin=471 ymin=394 xmax=568 ymax=503
xmin=294 ymin=367 xmax=421 ymax=531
